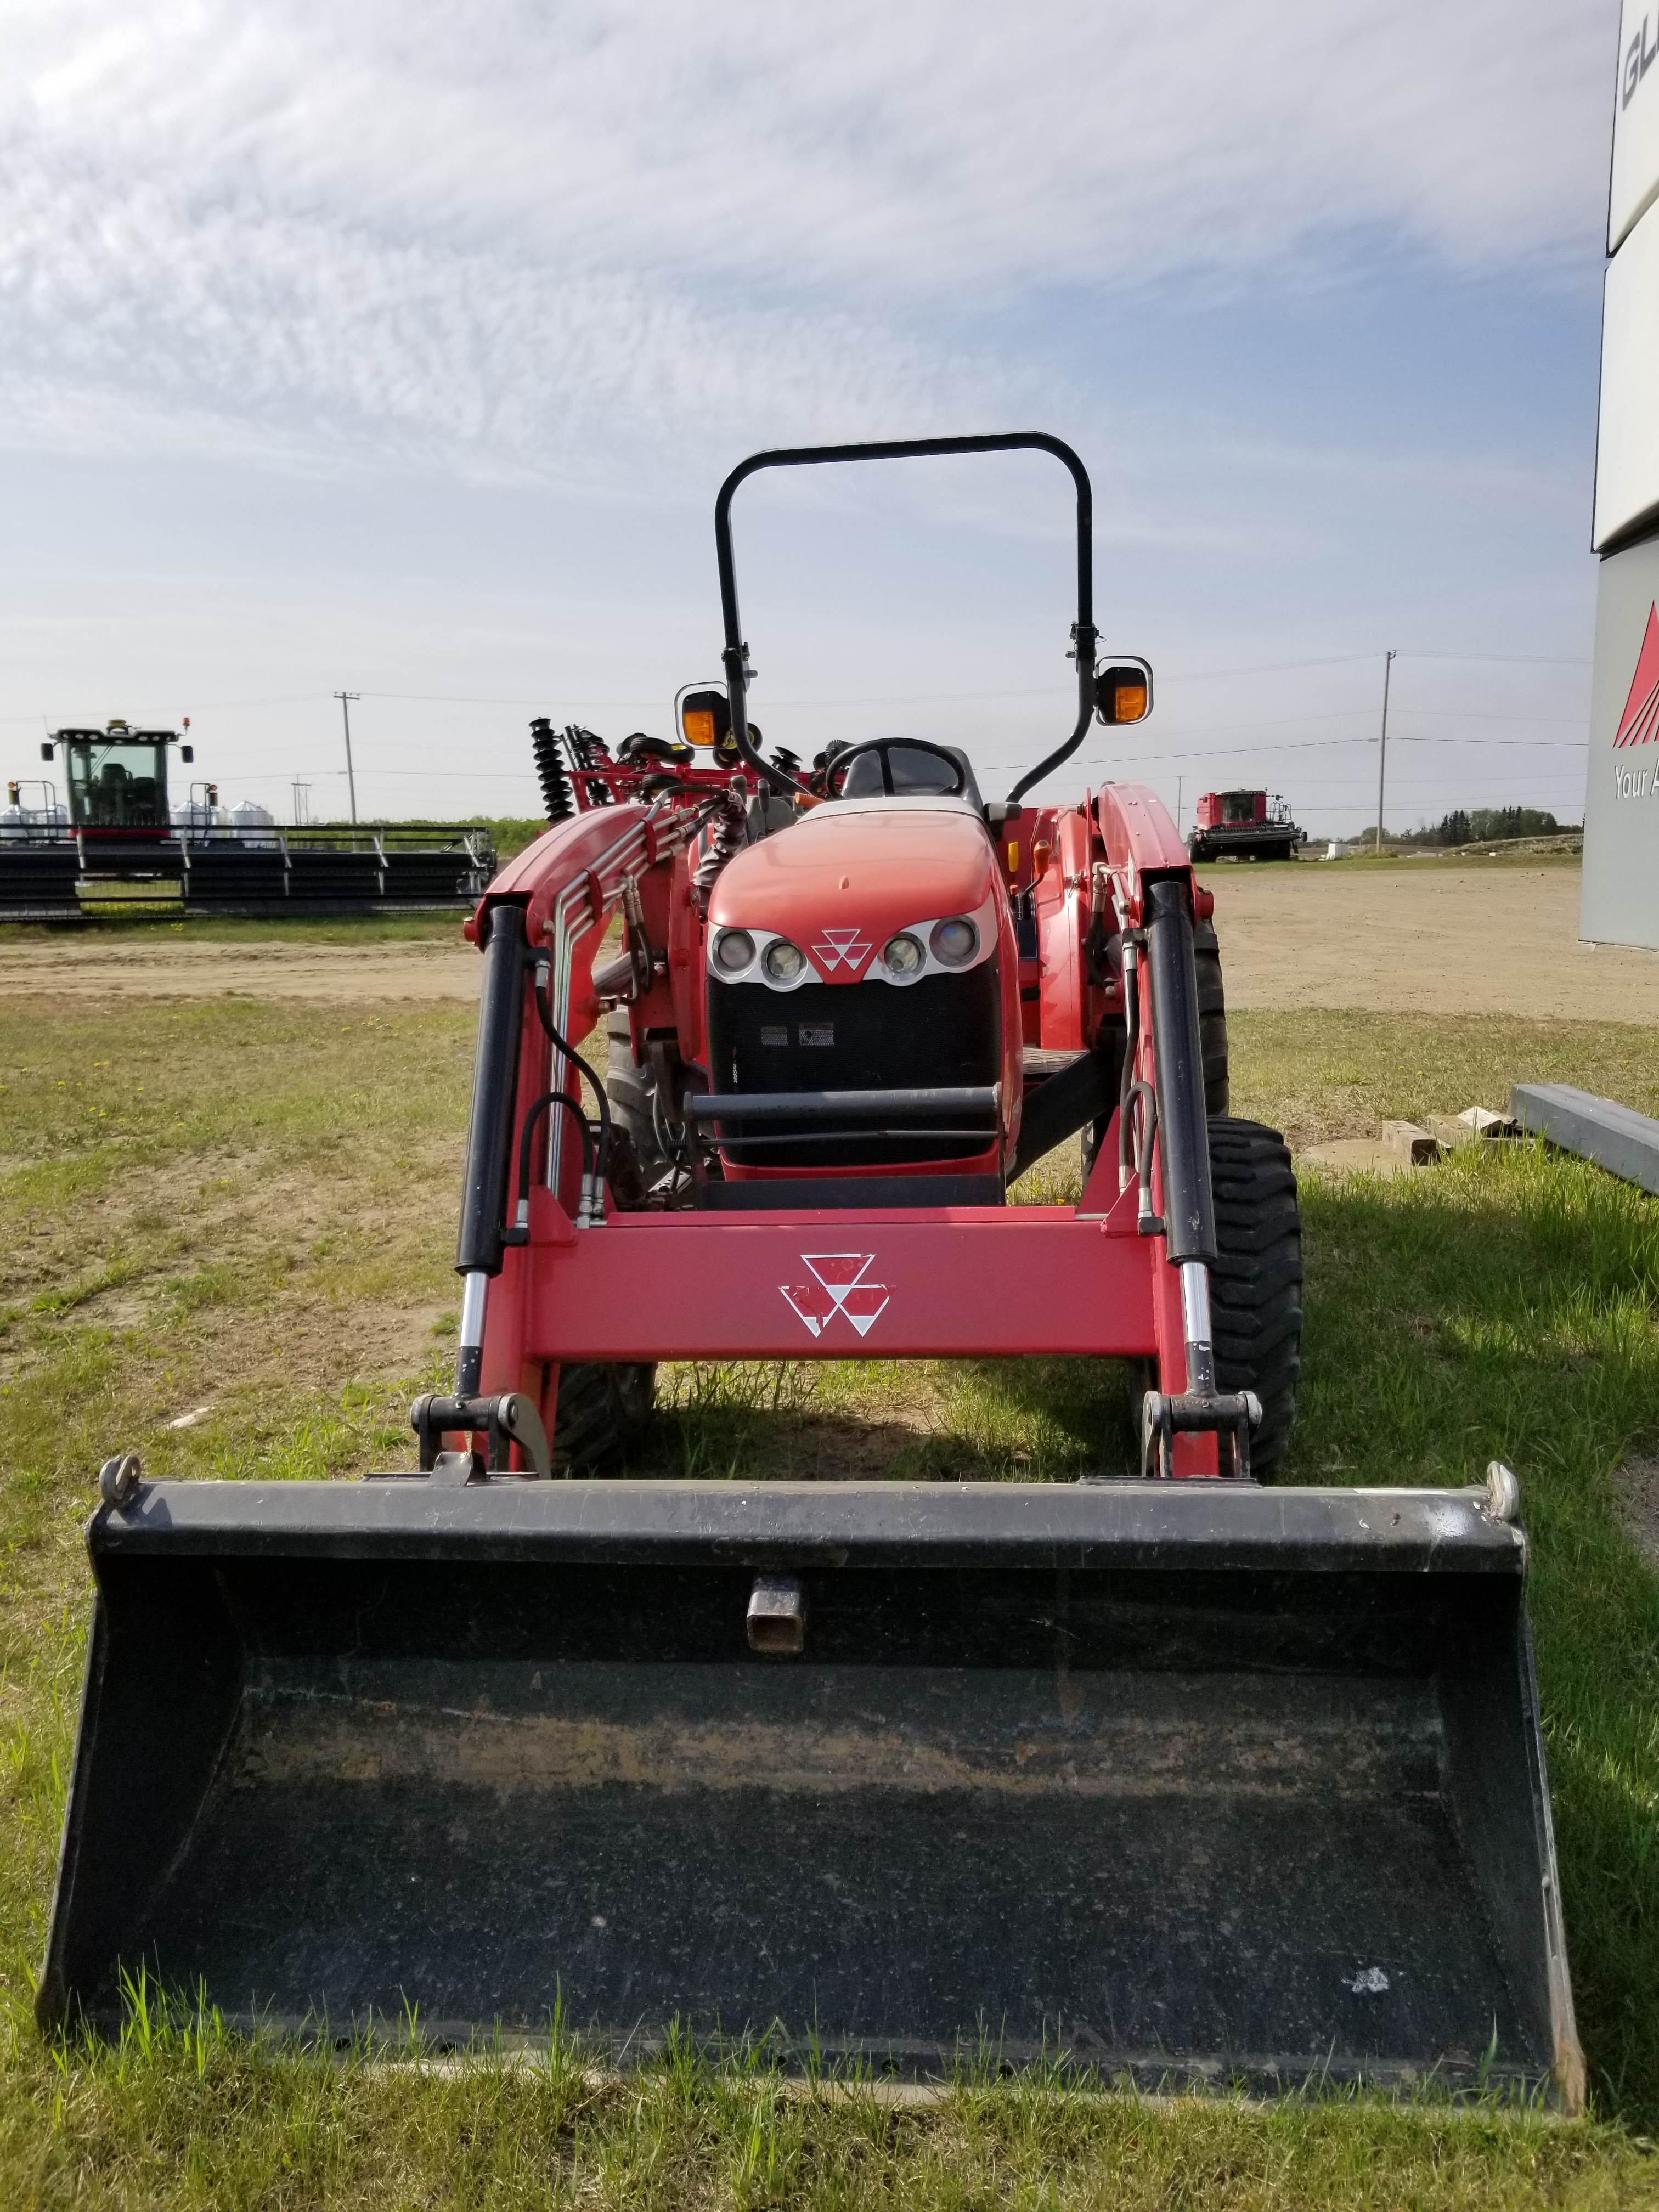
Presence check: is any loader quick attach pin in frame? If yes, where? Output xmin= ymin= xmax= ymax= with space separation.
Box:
xmin=410 ymin=1391 xmax=552 ymax=1479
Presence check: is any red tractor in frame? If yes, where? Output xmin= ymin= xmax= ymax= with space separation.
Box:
xmin=463 ymin=432 xmax=1291 ymax=1483
xmin=40 ymin=436 xmax=1580 ymax=2107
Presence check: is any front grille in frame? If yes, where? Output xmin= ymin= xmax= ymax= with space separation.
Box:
xmin=706 ymin=966 xmax=1001 ymax=1169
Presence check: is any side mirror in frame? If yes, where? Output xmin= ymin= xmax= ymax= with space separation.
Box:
xmin=1093 ymin=661 xmax=1153 ymax=726
xmin=41 ymin=742 xmax=54 ymax=761
xmin=180 ymin=744 xmax=194 ymax=763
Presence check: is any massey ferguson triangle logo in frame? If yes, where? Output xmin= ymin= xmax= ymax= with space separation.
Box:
xmin=781 ymin=1252 xmax=889 ymax=1337
xmin=1616 ymin=604 xmax=1659 ymax=748
xmin=811 ymin=926 xmax=871 ymax=973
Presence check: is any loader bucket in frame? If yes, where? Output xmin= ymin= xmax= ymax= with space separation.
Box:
xmin=38 ymin=1477 xmax=1582 ymax=2105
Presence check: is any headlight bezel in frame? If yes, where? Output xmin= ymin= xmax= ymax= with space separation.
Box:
xmin=712 ymin=927 xmax=757 ymax=976
xmin=928 ymin=916 xmax=979 ymax=968
xmin=763 ymin=937 xmax=808 ymax=985
xmin=706 ymin=924 xmax=820 ymax=990
xmin=881 ymin=930 xmax=925 ymax=978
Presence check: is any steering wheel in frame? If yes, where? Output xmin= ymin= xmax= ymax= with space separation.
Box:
xmin=823 ymin=737 xmax=969 ymax=800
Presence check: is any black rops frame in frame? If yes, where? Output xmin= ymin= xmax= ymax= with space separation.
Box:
xmin=713 ymin=433 xmax=1097 ymax=806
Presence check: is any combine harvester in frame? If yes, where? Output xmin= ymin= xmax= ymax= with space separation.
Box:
xmin=2 ymin=720 xmax=494 ymax=919
xmin=38 ymin=437 xmax=1581 ymax=2104
xmin=1187 ymin=788 xmax=1306 ymax=864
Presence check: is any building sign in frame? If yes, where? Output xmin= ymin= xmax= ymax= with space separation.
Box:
xmin=1582 ymin=539 xmax=1659 ymax=946
xmin=1612 ymin=0 xmax=1659 ymax=252
xmin=1595 ymin=198 xmax=1659 ymax=550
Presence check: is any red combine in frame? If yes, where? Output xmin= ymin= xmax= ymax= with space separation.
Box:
xmin=1188 ymin=788 xmax=1305 ymax=863
xmin=40 ymin=436 xmax=1581 ymax=2107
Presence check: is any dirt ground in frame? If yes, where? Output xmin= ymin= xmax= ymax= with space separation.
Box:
xmin=0 ymin=929 xmax=481 ymax=1002
xmin=1205 ymin=861 xmax=1659 ymax=1023
xmin=3 ymin=861 xmax=1658 ymax=1020
xmin=1616 ymin=1455 xmax=1659 ymax=1572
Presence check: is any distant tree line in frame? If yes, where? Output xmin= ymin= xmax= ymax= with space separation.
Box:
xmin=1351 ymin=806 xmax=1580 ymax=848
xmin=1426 ymin=807 xmax=1567 ymax=847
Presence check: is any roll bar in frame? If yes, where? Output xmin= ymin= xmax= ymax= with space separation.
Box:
xmin=713 ymin=433 xmax=1097 ymax=806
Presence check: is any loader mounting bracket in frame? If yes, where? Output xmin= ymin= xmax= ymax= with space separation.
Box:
xmin=1141 ymin=1387 xmax=1262 ymax=1481
xmin=409 ymin=1392 xmax=552 ymax=1479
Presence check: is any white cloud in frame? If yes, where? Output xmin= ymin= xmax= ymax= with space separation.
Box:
xmin=0 ymin=1 xmax=1612 ymax=481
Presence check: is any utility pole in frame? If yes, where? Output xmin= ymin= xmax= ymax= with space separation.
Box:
xmin=1374 ymin=650 xmax=1396 ymax=856
xmin=334 ymin=690 xmax=360 ymax=826
xmin=1176 ymin=774 xmax=1183 ymax=836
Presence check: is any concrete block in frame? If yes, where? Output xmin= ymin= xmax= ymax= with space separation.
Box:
xmin=1381 ymin=1120 xmax=1440 ymax=1165
xmin=1426 ymin=1105 xmax=1520 ymax=1150
xmin=1300 ymin=1137 xmax=1416 ymax=1178
xmin=1510 ymin=1082 xmax=1659 ymax=1196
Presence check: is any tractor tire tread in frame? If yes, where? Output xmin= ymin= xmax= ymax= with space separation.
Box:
xmin=1193 ymin=917 xmax=1229 ymax=1117
xmin=605 ymin=1006 xmax=671 ymax=1180
xmin=1206 ymin=1115 xmax=1302 ymax=1482
xmin=551 ymin=1358 xmax=655 ymax=1474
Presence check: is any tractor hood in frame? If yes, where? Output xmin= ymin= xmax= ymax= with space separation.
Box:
xmin=708 ymin=802 xmax=1000 ymax=986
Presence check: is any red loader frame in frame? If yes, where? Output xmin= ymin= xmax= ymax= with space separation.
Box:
xmin=447 ymin=436 xmax=1254 ymax=1481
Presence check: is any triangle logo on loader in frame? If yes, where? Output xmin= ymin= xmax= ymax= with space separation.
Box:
xmin=780 ymin=1252 xmax=890 ymax=1338
xmin=1615 ymin=603 xmax=1659 ymax=748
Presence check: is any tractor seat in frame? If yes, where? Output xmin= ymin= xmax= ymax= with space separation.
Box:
xmin=838 ymin=743 xmax=983 ymax=811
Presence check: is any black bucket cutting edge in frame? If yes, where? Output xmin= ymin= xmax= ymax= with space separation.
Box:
xmin=36 ymin=1476 xmax=1583 ymax=2108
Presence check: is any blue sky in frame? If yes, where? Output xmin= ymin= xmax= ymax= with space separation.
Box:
xmin=0 ymin=1 xmax=1616 ymax=834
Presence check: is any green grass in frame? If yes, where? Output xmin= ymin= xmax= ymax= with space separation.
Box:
xmin=1 ymin=2000 xmax=1651 ymax=2209
xmin=1228 ymin=1007 xmax=1659 ymax=1151
xmin=1 ymin=997 xmax=1657 ymax=2200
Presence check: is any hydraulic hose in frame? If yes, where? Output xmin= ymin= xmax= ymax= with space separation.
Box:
xmin=533 ymin=958 xmax=613 ymax=1205
xmin=508 ymin=1090 xmax=593 ymax=1241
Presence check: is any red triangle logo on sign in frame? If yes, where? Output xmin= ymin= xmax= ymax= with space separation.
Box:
xmin=1616 ymin=603 xmax=1659 ymax=748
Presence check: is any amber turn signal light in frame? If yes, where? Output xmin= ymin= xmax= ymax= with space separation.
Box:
xmin=1093 ymin=661 xmax=1153 ymax=726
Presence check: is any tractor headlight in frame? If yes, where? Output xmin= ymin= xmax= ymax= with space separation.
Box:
xmin=883 ymin=932 xmax=924 ymax=978
xmin=763 ymin=938 xmax=806 ymax=984
xmin=929 ymin=916 xmax=978 ymax=967
xmin=713 ymin=928 xmax=755 ymax=974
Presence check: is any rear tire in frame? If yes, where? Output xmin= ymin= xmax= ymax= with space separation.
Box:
xmin=605 ymin=1006 xmax=672 ymax=1181
xmin=1193 ymin=918 xmax=1229 ymax=1116
xmin=1207 ymin=1118 xmax=1302 ymax=1482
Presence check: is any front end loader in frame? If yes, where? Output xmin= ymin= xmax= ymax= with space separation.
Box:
xmin=37 ymin=436 xmax=1583 ymax=2106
